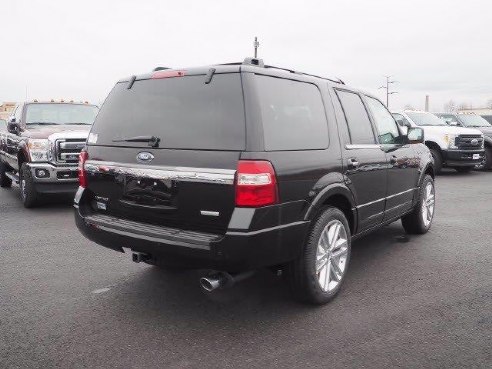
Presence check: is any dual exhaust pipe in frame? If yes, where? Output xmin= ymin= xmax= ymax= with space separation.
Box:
xmin=200 ymin=271 xmax=255 ymax=292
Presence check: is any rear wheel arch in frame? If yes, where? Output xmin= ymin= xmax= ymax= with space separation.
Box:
xmin=304 ymin=185 xmax=355 ymax=235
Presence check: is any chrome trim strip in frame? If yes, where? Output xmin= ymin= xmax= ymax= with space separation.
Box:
xmin=345 ymin=144 xmax=382 ymax=150
xmin=356 ymin=197 xmax=385 ymax=209
xmin=84 ymin=160 xmax=236 ymax=185
xmin=200 ymin=210 xmax=220 ymax=217
xmin=226 ymin=221 xmax=308 ymax=236
xmin=356 ymin=188 xmax=417 ymax=209
xmin=386 ymin=188 xmax=416 ymax=200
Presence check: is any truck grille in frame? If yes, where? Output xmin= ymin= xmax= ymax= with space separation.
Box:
xmin=55 ymin=139 xmax=86 ymax=163
xmin=455 ymin=135 xmax=483 ymax=150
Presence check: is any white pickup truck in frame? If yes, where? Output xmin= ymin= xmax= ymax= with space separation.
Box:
xmin=392 ymin=110 xmax=484 ymax=173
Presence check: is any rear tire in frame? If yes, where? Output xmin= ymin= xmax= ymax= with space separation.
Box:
xmin=19 ymin=163 xmax=39 ymax=208
xmin=402 ymin=175 xmax=435 ymax=234
xmin=429 ymin=148 xmax=442 ymax=174
xmin=0 ymin=161 xmax=12 ymax=188
xmin=287 ymin=207 xmax=351 ymax=305
xmin=455 ymin=166 xmax=473 ymax=173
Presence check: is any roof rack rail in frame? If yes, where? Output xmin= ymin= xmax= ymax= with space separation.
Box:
xmin=153 ymin=67 xmax=171 ymax=72
xmin=218 ymin=58 xmax=345 ymax=84
xmin=243 ymin=57 xmax=264 ymax=67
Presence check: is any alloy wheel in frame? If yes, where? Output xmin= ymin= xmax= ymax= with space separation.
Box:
xmin=421 ymin=182 xmax=435 ymax=227
xmin=315 ymin=220 xmax=349 ymax=292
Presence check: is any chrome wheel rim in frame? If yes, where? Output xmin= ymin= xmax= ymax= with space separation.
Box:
xmin=21 ymin=178 xmax=27 ymax=200
xmin=421 ymin=182 xmax=435 ymax=227
xmin=316 ymin=220 xmax=349 ymax=292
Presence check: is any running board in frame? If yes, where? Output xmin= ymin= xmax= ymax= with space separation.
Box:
xmin=5 ymin=172 xmax=19 ymax=184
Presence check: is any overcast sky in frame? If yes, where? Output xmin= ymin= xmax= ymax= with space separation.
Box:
xmin=1 ymin=0 xmax=491 ymax=111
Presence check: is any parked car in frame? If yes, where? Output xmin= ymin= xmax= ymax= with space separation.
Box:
xmin=392 ymin=110 xmax=484 ymax=173
xmin=0 ymin=101 xmax=99 ymax=207
xmin=75 ymin=58 xmax=435 ymax=305
xmin=481 ymin=115 xmax=492 ymax=125
xmin=434 ymin=112 xmax=492 ymax=170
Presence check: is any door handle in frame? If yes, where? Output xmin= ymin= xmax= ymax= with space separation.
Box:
xmin=389 ymin=155 xmax=397 ymax=164
xmin=347 ymin=158 xmax=359 ymax=169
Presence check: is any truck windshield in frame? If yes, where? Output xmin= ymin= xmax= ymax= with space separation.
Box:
xmin=26 ymin=104 xmax=99 ymax=125
xmin=90 ymin=74 xmax=246 ymax=150
xmin=406 ymin=112 xmax=447 ymax=126
xmin=457 ymin=114 xmax=491 ymax=127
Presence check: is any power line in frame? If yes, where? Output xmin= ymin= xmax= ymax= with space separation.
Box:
xmin=378 ymin=76 xmax=398 ymax=108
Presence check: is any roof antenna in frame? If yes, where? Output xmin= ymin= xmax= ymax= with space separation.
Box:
xmin=254 ymin=37 xmax=260 ymax=58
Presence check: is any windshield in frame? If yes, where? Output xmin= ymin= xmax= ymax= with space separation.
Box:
xmin=406 ymin=112 xmax=447 ymax=126
xmin=25 ymin=104 xmax=99 ymax=125
xmin=91 ymin=74 xmax=246 ymax=150
xmin=457 ymin=114 xmax=491 ymax=127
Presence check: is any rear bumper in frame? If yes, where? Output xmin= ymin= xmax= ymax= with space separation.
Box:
xmin=442 ymin=149 xmax=485 ymax=167
xmin=74 ymin=188 xmax=309 ymax=271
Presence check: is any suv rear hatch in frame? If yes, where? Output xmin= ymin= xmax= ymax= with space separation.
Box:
xmin=83 ymin=70 xmax=246 ymax=234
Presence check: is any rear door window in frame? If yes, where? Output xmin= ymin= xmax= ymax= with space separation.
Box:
xmin=255 ymin=75 xmax=329 ymax=151
xmin=91 ymin=74 xmax=246 ymax=150
xmin=336 ymin=90 xmax=376 ymax=144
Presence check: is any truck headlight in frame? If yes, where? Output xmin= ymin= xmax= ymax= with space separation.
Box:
xmin=444 ymin=134 xmax=458 ymax=149
xmin=28 ymin=139 xmax=50 ymax=161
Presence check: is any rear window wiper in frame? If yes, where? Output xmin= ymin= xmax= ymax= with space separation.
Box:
xmin=112 ymin=135 xmax=161 ymax=148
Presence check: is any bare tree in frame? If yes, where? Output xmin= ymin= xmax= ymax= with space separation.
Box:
xmin=458 ymin=102 xmax=471 ymax=110
xmin=443 ymin=100 xmax=456 ymax=112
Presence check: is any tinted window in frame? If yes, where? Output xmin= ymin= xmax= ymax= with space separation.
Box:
xmin=255 ymin=75 xmax=328 ymax=151
xmin=92 ymin=74 xmax=245 ymax=150
xmin=336 ymin=90 xmax=375 ymax=144
xmin=26 ymin=104 xmax=98 ymax=125
xmin=365 ymin=96 xmax=400 ymax=144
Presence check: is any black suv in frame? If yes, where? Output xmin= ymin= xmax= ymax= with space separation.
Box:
xmin=75 ymin=58 xmax=435 ymax=304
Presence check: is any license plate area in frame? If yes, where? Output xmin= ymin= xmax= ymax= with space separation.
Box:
xmin=473 ymin=154 xmax=480 ymax=160
xmin=122 ymin=176 xmax=178 ymax=208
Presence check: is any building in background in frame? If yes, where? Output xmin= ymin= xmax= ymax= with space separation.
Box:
xmin=0 ymin=102 xmax=16 ymax=120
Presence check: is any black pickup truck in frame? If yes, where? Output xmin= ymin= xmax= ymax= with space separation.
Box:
xmin=0 ymin=101 xmax=98 ymax=207
xmin=75 ymin=58 xmax=435 ymax=304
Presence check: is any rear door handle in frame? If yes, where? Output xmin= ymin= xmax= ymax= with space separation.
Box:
xmin=347 ymin=158 xmax=359 ymax=169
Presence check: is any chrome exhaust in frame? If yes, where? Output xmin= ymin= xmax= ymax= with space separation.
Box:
xmin=199 ymin=271 xmax=255 ymax=292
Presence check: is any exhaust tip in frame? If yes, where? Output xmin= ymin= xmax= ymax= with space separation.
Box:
xmin=200 ymin=276 xmax=222 ymax=292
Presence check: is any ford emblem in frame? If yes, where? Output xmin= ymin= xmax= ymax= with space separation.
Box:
xmin=471 ymin=139 xmax=478 ymax=146
xmin=137 ymin=152 xmax=154 ymax=163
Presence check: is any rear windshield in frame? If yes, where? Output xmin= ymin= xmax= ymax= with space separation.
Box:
xmin=91 ymin=74 xmax=246 ymax=150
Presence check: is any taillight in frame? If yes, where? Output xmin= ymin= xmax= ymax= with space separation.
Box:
xmin=78 ymin=150 xmax=88 ymax=188
xmin=235 ymin=160 xmax=278 ymax=207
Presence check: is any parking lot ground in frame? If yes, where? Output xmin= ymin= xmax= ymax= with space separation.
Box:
xmin=1 ymin=170 xmax=491 ymax=368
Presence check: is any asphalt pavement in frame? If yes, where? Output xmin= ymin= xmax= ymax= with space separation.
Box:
xmin=1 ymin=170 xmax=491 ymax=368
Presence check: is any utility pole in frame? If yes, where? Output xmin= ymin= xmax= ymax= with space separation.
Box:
xmin=425 ymin=95 xmax=430 ymax=112
xmin=254 ymin=37 xmax=259 ymax=58
xmin=379 ymin=76 xmax=398 ymax=108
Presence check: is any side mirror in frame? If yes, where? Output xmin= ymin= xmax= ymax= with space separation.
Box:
xmin=407 ymin=127 xmax=424 ymax=144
